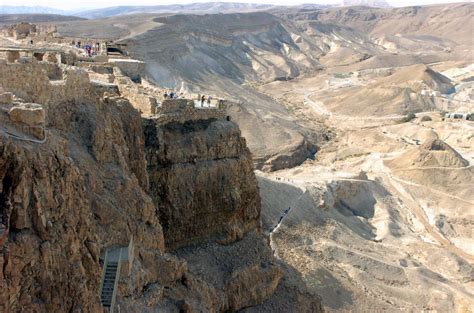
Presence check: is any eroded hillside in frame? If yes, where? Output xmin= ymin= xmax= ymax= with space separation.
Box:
xmin=1 ymin=3 xmax=473 ymax=312
xmin=55 ymin=3 xmax=473 ymax=172
xmin=0 ymin=34 xmax=322 ymax=312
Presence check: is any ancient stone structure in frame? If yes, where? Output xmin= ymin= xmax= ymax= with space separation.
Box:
xmin=155 ymin=99 xmax=227 ymax=124
xmin=109 ymin=58 xmax=145 ymax=82
xmin=113 ymin=67 xmax=158 ymax=115
xmin=0 ymin=54 xmax=322 ymax=312
xmin=2 ymin=23 xmax=36 ymax=39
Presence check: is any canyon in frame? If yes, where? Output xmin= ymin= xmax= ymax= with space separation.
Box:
xmin=0 ymin=2 xmax=473 ymax=312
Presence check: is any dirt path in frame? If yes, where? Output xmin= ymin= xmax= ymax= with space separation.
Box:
xmin=376 ymin=160 xmax=474 ymax=263
xmin=304 ymin=91 xmax=404 ymax=122
xmin=389 ymin=174 xmax=474 ymax=205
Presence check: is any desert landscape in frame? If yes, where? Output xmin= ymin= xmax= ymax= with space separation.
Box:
xmin=0 ymin=0 xmax=473 ymax=312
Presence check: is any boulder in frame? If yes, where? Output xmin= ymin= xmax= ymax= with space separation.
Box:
xmin=0 ymin=92 xmax=13 ymax=104
xmin=9 ymin=103 xmax=46 ymax=126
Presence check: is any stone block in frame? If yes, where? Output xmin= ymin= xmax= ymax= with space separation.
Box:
xmin=9 ymin=103 xmax=46 ymax=126
xmin=0 ymin=92 xmax=13 ymax=104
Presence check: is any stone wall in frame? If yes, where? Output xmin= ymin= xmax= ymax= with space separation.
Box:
xmin=108 ymin=58 xmax=145 ymax=82
xmin=155 ymin=99 xmax=227 ymax=124
xmin=36 ymin=25 xmax=58 ymax=36
xmin=6 ymin=23 xmax=36 ymax=39
xmin=114 ymin=73 xmax=158 ymax=115
xmin=0 ymin=59 xmax=99 ymax=107
xmin=0 ymin=93 xmax=164 ymax=312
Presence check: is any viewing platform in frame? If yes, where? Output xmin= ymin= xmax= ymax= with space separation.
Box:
xmin=154 ymin=98 xmax=228 ymax=124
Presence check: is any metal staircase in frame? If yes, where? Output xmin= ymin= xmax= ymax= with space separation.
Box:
xmin=99 ymin=250 xmax=122 ymax=312
xmin=99 ymin=238 xmax=134 ymax=312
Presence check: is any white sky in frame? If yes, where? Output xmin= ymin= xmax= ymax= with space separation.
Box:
xmin=0 ymin=0 xmax=467 ymax=10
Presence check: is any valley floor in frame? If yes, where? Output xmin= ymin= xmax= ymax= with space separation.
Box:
xmin=256 ymin=63 xmax=474 ymax=312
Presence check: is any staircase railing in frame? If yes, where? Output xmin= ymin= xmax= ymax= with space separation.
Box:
xmin=99 ymin=249 xmax=109 ymax=304
xmin=110 ymin=249 xmax=122 ymax=313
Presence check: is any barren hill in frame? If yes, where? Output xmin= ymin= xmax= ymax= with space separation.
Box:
xmin=54 ymin=3 xmax=473 ymax=168
xmin=74 ymin=2 xmax=277 ymax=19
xmin=379 ymin=64 xmax=454 ymax=92
xmin=313 ymin=64 xmax=454 ymax=116
xmin=388 ymin=139 xmax=469 ymax=169
xmin=341 ymin=0 xmax=391 ymax=8
xmin=0 ymin=14 xmax=84 ymax=24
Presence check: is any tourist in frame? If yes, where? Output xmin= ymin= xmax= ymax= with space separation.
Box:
xmin=201 ymin=95 xmax=206 ymax=106
xmin=164 ymin=91 xmax=169 ymax=99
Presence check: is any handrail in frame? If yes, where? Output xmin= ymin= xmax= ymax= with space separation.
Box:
xmin=128 ymin=236 xmax=134 ymax=266
xmin=110 ymin=249 xmax=122 ymax=313
xmin=99 ymin=250 xmax=109 ymax=305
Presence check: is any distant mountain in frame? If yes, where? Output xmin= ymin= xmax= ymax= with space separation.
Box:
xmin=341 ymin=0 xmax=391 ymax=8
xmin=0 ymin=14 xmax=84 ymax=24
xmin=0 ymin=5 xmax=67 ymax=15
xmin=73 ymin=2 xmax=276 ymax=19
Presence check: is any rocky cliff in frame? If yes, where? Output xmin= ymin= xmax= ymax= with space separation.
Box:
xmin=0 ymin=66 xmax=164 ymax=310
xmin=144 ymin=118 xmax=261 ymax=250
xmin=0 ymin=60 xmax=322 ymax=312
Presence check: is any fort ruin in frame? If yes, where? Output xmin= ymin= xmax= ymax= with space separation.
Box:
xmin=0 ymin=22 xmax=229 ymax=130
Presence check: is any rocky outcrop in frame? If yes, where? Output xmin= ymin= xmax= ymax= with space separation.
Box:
xmin=261 ymin=139 xmax=317 ymax=172
xmin=0 ymin=68 xmax=164 ymax=311
xmin=144 ymin=117 xmax=261 ymax=250
xmin=8 ymin=103 xmax=45 ymax=126
xmin=0 ymin=60 xmax=321 ymax=312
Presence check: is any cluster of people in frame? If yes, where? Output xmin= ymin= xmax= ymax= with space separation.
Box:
xmin=163 ymin=91 xmax=183 ymax=99
xmin=198 ymin=94 xmax=213 ymax=107
xmin=161 ymin=90 xmax=225 ymax=109
xmin=72 ymin=41 xmax=101 ymax=57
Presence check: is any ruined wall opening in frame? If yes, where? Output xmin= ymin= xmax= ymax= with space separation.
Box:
xmin=107 ymin=47 xmax=125 ymax=56
xmin=33 ymin=52 xmax=44 ymax=61
xmin=6 ymin=51 xmax=19 ymax=63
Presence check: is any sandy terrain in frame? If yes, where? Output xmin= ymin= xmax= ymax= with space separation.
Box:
xmin=256 ymin=60 xmax=474 ymax=311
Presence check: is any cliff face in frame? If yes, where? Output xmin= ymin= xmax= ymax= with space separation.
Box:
xmin=0 ymin=93 xmax=164 ymax=312
xmin=144 ymin=118 xmax=261 ymax=250
xmin=0 ymin=60 xmax=321 ymax=312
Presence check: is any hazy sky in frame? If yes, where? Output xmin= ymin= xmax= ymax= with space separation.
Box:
xmin=1 ymin=0 xmax=467 ymax=10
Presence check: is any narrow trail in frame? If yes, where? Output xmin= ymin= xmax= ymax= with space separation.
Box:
xmin=269 ymin=184 xmax=307 ymax=235
xmin=390 ymin=174 xmax=474 ymax=205
xmin=303 ymin=92 xmax=332 ymax=116
xmin=391 ymin=165 xmax=474 ymax=171
xmin=303 ymin=91 xmax=404 ymax=121
xmin=0 ymin=127 xmax=48 ymax=144
xmin=376 ymin=162 xmax=474 ymax=263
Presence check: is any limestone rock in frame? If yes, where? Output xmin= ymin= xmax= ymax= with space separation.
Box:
xmin=0 ymin=92 xmax=12 ymax=104
xmin=8 ymin=103 xmax=45 ymax=126
xmin=226 ymin=263 xmax=283 ymax=310
xmin=0 ymin=59 xmax=320 ymax=313
xmin=144 ymin=118 xmax=261 ymax=250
